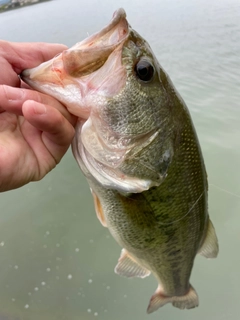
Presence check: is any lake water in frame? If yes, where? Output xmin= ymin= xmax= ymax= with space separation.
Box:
xmin=0 ymin=0 xmax=240 ymax=319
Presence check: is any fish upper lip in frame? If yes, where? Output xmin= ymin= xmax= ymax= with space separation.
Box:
xmin=61 ymin=8 xmax=130 ymax=77
xmin=78 ymin=8 xmax=129 ymax=49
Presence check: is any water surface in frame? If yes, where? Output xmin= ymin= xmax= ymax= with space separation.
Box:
xmin=0 ymin=0 xmax=240 ymax=319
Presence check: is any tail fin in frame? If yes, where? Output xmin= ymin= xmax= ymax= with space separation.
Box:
xmin=147 ymin=284 xmax=199 ymax=314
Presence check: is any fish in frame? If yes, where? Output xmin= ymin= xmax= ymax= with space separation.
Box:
xmin=21 ymin=8 xmax=219 ymax=313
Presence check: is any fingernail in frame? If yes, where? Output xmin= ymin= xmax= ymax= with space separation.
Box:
xmin=32 ymin=101 xmax=47 ymax=114
xmin=2 ymin=85 xmax=24 ymax=101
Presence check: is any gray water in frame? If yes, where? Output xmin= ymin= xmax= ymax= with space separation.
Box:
xmin=0 ymin=0 xmax=240 ymax=319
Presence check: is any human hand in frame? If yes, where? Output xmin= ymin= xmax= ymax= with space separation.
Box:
xmin=0 ymin=40 xmax=77 ymax=192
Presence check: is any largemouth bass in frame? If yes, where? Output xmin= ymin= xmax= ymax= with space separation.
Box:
xmin=21 ymin=8 xmax=218 ymax=313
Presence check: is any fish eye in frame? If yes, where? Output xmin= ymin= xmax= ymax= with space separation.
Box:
xmin=135 ymin=59 xmax=154 ymax=82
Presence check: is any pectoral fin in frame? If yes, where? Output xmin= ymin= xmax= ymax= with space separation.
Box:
xmin=198 ymin=219 xmax=219 ymax=258
xmin=114 ymin=249 xmax=151 ymax=278
xmin=91 ymin=191 xmax=107 ymax=227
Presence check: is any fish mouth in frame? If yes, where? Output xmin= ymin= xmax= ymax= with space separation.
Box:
xmin=20 ymin=8 xmax=129 ymax=100
xmin=65 ymin=8 xmax=129 ymax=76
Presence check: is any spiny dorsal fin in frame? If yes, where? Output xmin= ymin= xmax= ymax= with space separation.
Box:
xmin=114 ymin=249 xmax=151 ymax=278
xmin=198 ymin=219 xmax=219 ymax=258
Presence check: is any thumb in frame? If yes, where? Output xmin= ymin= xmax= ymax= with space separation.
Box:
xmin=1 ymin=40 xmax=67 ymax=73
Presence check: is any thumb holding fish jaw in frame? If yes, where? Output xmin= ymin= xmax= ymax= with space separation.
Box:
xmin=0 ymin=40 xmax=79 ymax=192
xmin=0 ymin=84 xmax=77 ymax=192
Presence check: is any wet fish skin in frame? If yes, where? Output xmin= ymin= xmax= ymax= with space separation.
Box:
xmin=21 ymin=9 xmax=218 ymax=313
xmin=73 ymin=22 xmax=218 ymax=312
xmin=85 ymin=85 xmax=210 ymax=312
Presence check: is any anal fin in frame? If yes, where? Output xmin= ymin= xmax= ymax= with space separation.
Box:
xmin=198 ymin=219 xmax=219 ymax=258
xmin=147 ymin=284 xmax=199 ymax=313
xmin=114 ymin=249 xmax=151 ymax=278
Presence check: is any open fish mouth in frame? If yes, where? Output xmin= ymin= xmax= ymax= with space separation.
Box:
xmin=20 ymin=8 xmax=166 ymax=192
xmin=20 ymin=8 xmax=129 ymax=118
xmin=20 ymin=8 xmax=158 ymax=193
xmin=61 ymin=8 xmax=129 ymax=77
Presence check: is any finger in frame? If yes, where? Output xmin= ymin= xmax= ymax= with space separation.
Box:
xmin=22 ymin=100 xmax=75 ymax=164
xmin=0 ymin=85 xmax=77 ymax=126
xmin=0 ymin=56 xmax=21 ymax=87
xmin=0 ymin=40 xmax=67 ymax=74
